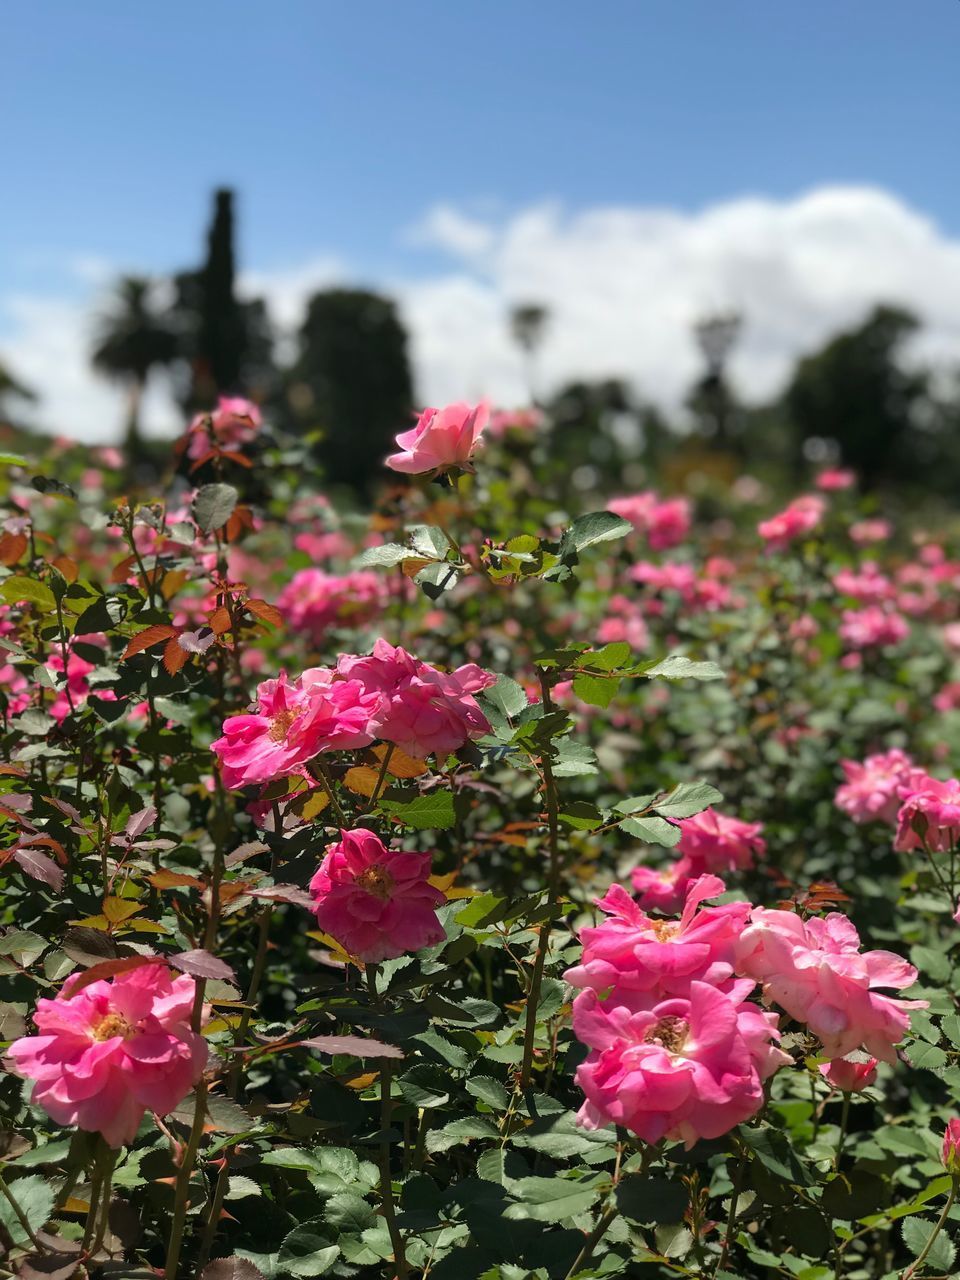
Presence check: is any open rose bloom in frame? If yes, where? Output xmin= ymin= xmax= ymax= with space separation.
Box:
xmin=310 ymin=828 xmax=446 ymax=962
xmin=386 ymin=401 xmax=489 ymax=475
xmin=6 ymin=965 xmax=207 ymax=1147
xmin=835 ymin=748 xmax=920 ymax=825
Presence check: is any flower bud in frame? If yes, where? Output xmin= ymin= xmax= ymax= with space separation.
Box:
xmin=819 ymin=1055 xmax=878 ymax=1093
xmin=942 ymin=1119 xmax=960 ymax=1175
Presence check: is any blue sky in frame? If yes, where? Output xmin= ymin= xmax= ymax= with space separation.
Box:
xmin=5 ymin=0 xmax=959 ymax=286
xmin=5 ymin=2 xmax=960 ymax=440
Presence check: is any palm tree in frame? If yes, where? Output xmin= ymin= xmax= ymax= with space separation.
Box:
xmin=91 ymin=277 xmax=179 ymax=457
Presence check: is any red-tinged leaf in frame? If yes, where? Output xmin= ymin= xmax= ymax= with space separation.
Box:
xmin=0 ymin=764 xmax=28 ymax=777
xmin=220 ymin=451 xmax=254 ymax=468
xmin=17 ymin=1254 xmax=81 ymax=1280
xmin=245 ymin=598 xmax=283 ymax=627
xmin=162 ymin=636 xmax=190 ymax=675
xmin=208 ymin=606 xmax=232 ymax=635
xmin=248 ymin=884 xmax=315 ymax=909
xmin=12 ymin=845 xmax=65 ymax=891
xmin=42 ymin=794 xmax=84 ymax=822
xmin=67 ymin=955 xmax=158 ymax=994
xmin=50 ymin=555 xmax=78 ymax=583
xmin=24 ymin=835 xmax=67 ymax=860
xmin=110 ymin=553 xmax=139 ymax=584
xmin=0 ymin=531 xmax=28 ymax=565
xmin=122 ymin=624 xmax=178 ymax=660
xmin=169 ymin=949 xmax=236 ymax=982
xmin=299 ymin=1034 xmax=404 ymax=1059
xmin=148 ymin=869 xmax=204 ymax=890
xmin=124 ymin=806 xmax=157 ymax=841
xmin=200 ymin=1259 xmax=266 ymax=1280
xmin=189 ymin=448 xmax=220 ymax=473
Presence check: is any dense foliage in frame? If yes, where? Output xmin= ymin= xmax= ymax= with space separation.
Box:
xmin=1 ymin=403 xmax=959 ymax=1280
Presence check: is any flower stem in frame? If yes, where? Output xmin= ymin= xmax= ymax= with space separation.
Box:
xmin=163 ymin=1081 xmax=208 ymax=1280
xmin=519 ymin=668 xmax=562 ymax=1090
xmin=717 ymin=1147 xmax=747 ymax=1274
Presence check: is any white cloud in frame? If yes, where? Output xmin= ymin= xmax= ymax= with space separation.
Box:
xmin=5 ymin=185 xmax=960 ymax=442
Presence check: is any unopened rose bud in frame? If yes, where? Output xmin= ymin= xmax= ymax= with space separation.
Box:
xmin=819 ymin=1056 xmax=878 ymax=1093
xmin=942 ymin=1118 xmax=960 ymax=1175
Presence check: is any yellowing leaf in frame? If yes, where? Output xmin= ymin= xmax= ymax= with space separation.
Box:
xmin=342 ymin=766 xmax=380 ymax=797
xmin=102 ymin=896 xmax=144 ymax=923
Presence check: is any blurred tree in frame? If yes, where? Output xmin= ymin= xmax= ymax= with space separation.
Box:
xmin=510 ymin=303 xmax=549 ymax=402
xmin=784 ymin=305 xmax=928 ymax=488
xmin=284 ymin=288 xmax=414 ymax=493
xmin=0 ymin=359 xmax=36 ymax=422
xmin=688 ymin=311 xmax=742 ymax=449
xmin=90 ymin=276 xmax=178 ymax=458
xmin=170 ymin=189 xmax=276 ymax=416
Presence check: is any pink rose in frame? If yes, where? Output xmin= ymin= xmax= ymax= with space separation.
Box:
xmin=894 ymin=774 xmax=960 ymax=853
xmin=6 ymin=964 xmax=207 ymax=1147
xmin=819 ymin=1055 xmax=878 ymax=1093
xmin=835 ymin=749 xmax=920 ymax=826
xmin=839 ymin=605 xmax=909 ymax=650
xmin=608 ymin=492 xmax=691 ymax=550
xmin=815 ymin=468 xmax=856 ymax=491
xmin=309 ymin=828 xmax=446 ymax=962
xmin=757 ymin=495 xmax=825 ymax=551
xmin=386 ymin=401 xmax=489 ymax=475
xmin=675 ymin=808 xmax=766 ymax=878
xmin=572 ymin=980 xmax=788 ymax=1146
xmin=277 ymin=569 xmax=387 ymax=646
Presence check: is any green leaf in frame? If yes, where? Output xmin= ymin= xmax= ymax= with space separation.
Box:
xmin=642 ymin=654 xmax=725 ymax=682
xmin=466 ymin=1076 xmax=511 ymax=1110
xmin=618 ymin=815 xmax=680 ymax=847
xmin=425 ymin=1118 xmax=499 ymax=1154
xmin=0 ymin=452 xmax=28 ymax=466
xmin=740 ymin=1126 xmax=812 ymax=1187
xmin=482 ymin=673 xmax=529 ymax=721
xmin=192 ymin=483 xmax=239 ymax=533
xmin=276 ymin=1220 xmax=340 ymax=1276
xmin=0 ymin=576 xmax=56 ymax=612
xmin=902 ymin=1215 xmax=956 ymax=1272
xmin=503 ymin=1173 xmax=606 ymax=1222
xmin=396 ymin=1064 xmax=451 ymax=1109
xmin=0 ymin=1173 xmax=54 ymax=1245
xmin=616 ymin=1174 xmax=689 ymax=1225
xmin=380 ymin=790 xmax=456 ymax=830
xmin=414 ymin=561 xmax=461 ymax=598
xmin=571 ymin=672 xmax=618 ymax=708
xmin=407 ymin=525 xmax=450 ymax=559
xmin=561 ymin=511 xmax=633 ymax=555
xmin=558 ymin=801 xmax=604 ymax=831
xmin=356 ymin=543 xmax=414 ymax=568
xmin=653 ymin=781 xmax=723 ymax=820
xmin=323 ymin=1192 xmax=377 ymax=1233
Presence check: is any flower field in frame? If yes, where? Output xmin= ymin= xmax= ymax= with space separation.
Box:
xmin=1 ymin=400 xmax=960 ymax=1280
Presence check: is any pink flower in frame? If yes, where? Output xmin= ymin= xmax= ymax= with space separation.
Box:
xmin=832 ymin=563 xmax=893 ymax=605
xmin=850 ymin=518 xmax=892 ymax=545
xmin=734 ymin=908 xmax=925 ymax=1062
xmin=934 ymin=683 xmax=960 ymax=714
xmin=839 ymin=606 xmax=909 ymax=650
xmin=819 ymin=1055 xmax=878 ymax=1092
xmin=608 ymin=492 xmax=691 ymax=550
xmin=212 ymin=669 xmax=377 ymax=789
xmin=309 ymin=828 xmax=446 ymax=962
xmin=894 ymin=775 xmax=960 ymax=853
xmin=6 ymin=964 xmax=207 ymax=1147
xmin=487 ymin=407 xmax=544 ymax=439
xmin=675 ymin=808 xmax=766 ymax=878
xmin=277 ymin=569 xmax=387 ymax=646
xmin=336 ymin=639 xmax=495 ymax=759
xmin=565 ymin=875 xmax=750 ymax=999
xmin=386 ymin=401 xmax=489 ymax=475
xmin=186 ymin=397 xmax=262 ymax=460
xmin=757 ymin=495 xmax=825 ymax=551
xmin=835 ymin=749 xmax=919 ymax=825
xmin=630 ymin=861 xmax=693 ymax=914
xmin=816 ymin=468 xmax=856 ymax=491
xmin=571 ymin=980 xmax=788 ymax=1146
xmin=943 ymin=1119 xmax=960 ymax=1174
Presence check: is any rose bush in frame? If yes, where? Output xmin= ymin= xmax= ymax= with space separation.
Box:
xmin=0 ymin=398 xmax=958 ymax=1280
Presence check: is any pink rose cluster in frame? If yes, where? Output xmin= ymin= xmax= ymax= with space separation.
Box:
xmin=277 ymin=568 xmax=387 ymax=646
xmin=186 ymin=396 xmax=262 ymax=462
xmin=838 ymin=605 xmax=910 ymax=651
xmin=629 ymin=559 xmax=740 ymax=615
xmin=212 ymin=640 xmax=496 ymax=788
xmin=567 ymin=871 xmax=924 ymax=1144
xmin=608 ymin=491 xmax=692 ymax=551
xmin=757 ymin=494 xmax=826 ymax=551
xmin=566 ymin=876 xmax=789 ymax=1147
xmin=835 ymin=749 xmax=960 ymax=855
xmin=309 ymin=827 xmax=446 ymax=962
xmin=386 ymin=401 xmax=489 ymax=475
xmin=835 ymin=748 xmax=923 ymax=826
xmin=631 ymin=807 xmax=766 ymax=914
xmin=6 ymin=964 xmax=207 ymax=1147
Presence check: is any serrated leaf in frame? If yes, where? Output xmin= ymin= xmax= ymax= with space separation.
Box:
xmin=653 ymin=781 xmax=723 ymax=820
xmin=380 ymin=790 xmax=455 ymax=830
xmin=642 ymin=654 xmax=725 ymax=682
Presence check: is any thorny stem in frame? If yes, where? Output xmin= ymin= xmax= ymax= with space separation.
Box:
xmin=367 ymin=966 xmax=409 ymax=1280
xmin=313 ymin=758 xmax=347 ymax=826
xmin=363 ymin=744 xmax=396 ymax=813
xmin=717 ymin=1146 xmax=748 ymax=1274
xmin=562 ymin=1139 xmax=629 ymax=1280
xmin=519 ymin=667 xmax=562 ymax=1090
xmin=834 ymin=1093 xmax=851 ymax=1172
xmin=88 ymin=1147 xmax=118 ymax=1258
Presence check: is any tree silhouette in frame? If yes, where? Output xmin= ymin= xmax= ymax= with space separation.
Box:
xmin=91 ymin=276 xmax=178 ymax=458
xmin=784 ymin=305 xmax=927 ymax=488
xmin=0 ymin=359 xmax=36 ymax=421
xmin=689 ymin=311 xmax=742 ymax=449
xmin=510 ymin=302 xmax=549 ymax=402
xmin=285 ymin=288 xmax=414 ymax=493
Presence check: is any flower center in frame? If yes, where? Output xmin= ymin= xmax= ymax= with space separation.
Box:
xmin=650 ymin=919 xmax=678 ymax=941
xmin=269 ymin=707 xmax=300 ymax=742
xmin=92 ymin=1012 xmax=135 ymax=1042
xmin=643 ymin=1015 xmax=689 ymax=1054
xmin=356 ymin=863 xmax=396 ymax=901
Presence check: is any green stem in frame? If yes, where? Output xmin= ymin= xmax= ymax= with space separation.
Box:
xmin=519 ymin=668 xmax=562 ymax=1090
xmin=834 ymin=1093 xmax=851 ymax=1172
xmin=163 ymin=1081 xmax=208 ymax=1280
xmin=367 ymin=966 xmax=408 ymax=1280
xmin=717 ymin=1148 xmax=747 ymax=1274
xmin=88 ymin=1148 xmax=118 ymax=1258
xmin=902 ymin=1177 xmax=957 ymax=1279
xmin=0 ymin=1171 xmax=44 ymax=1250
